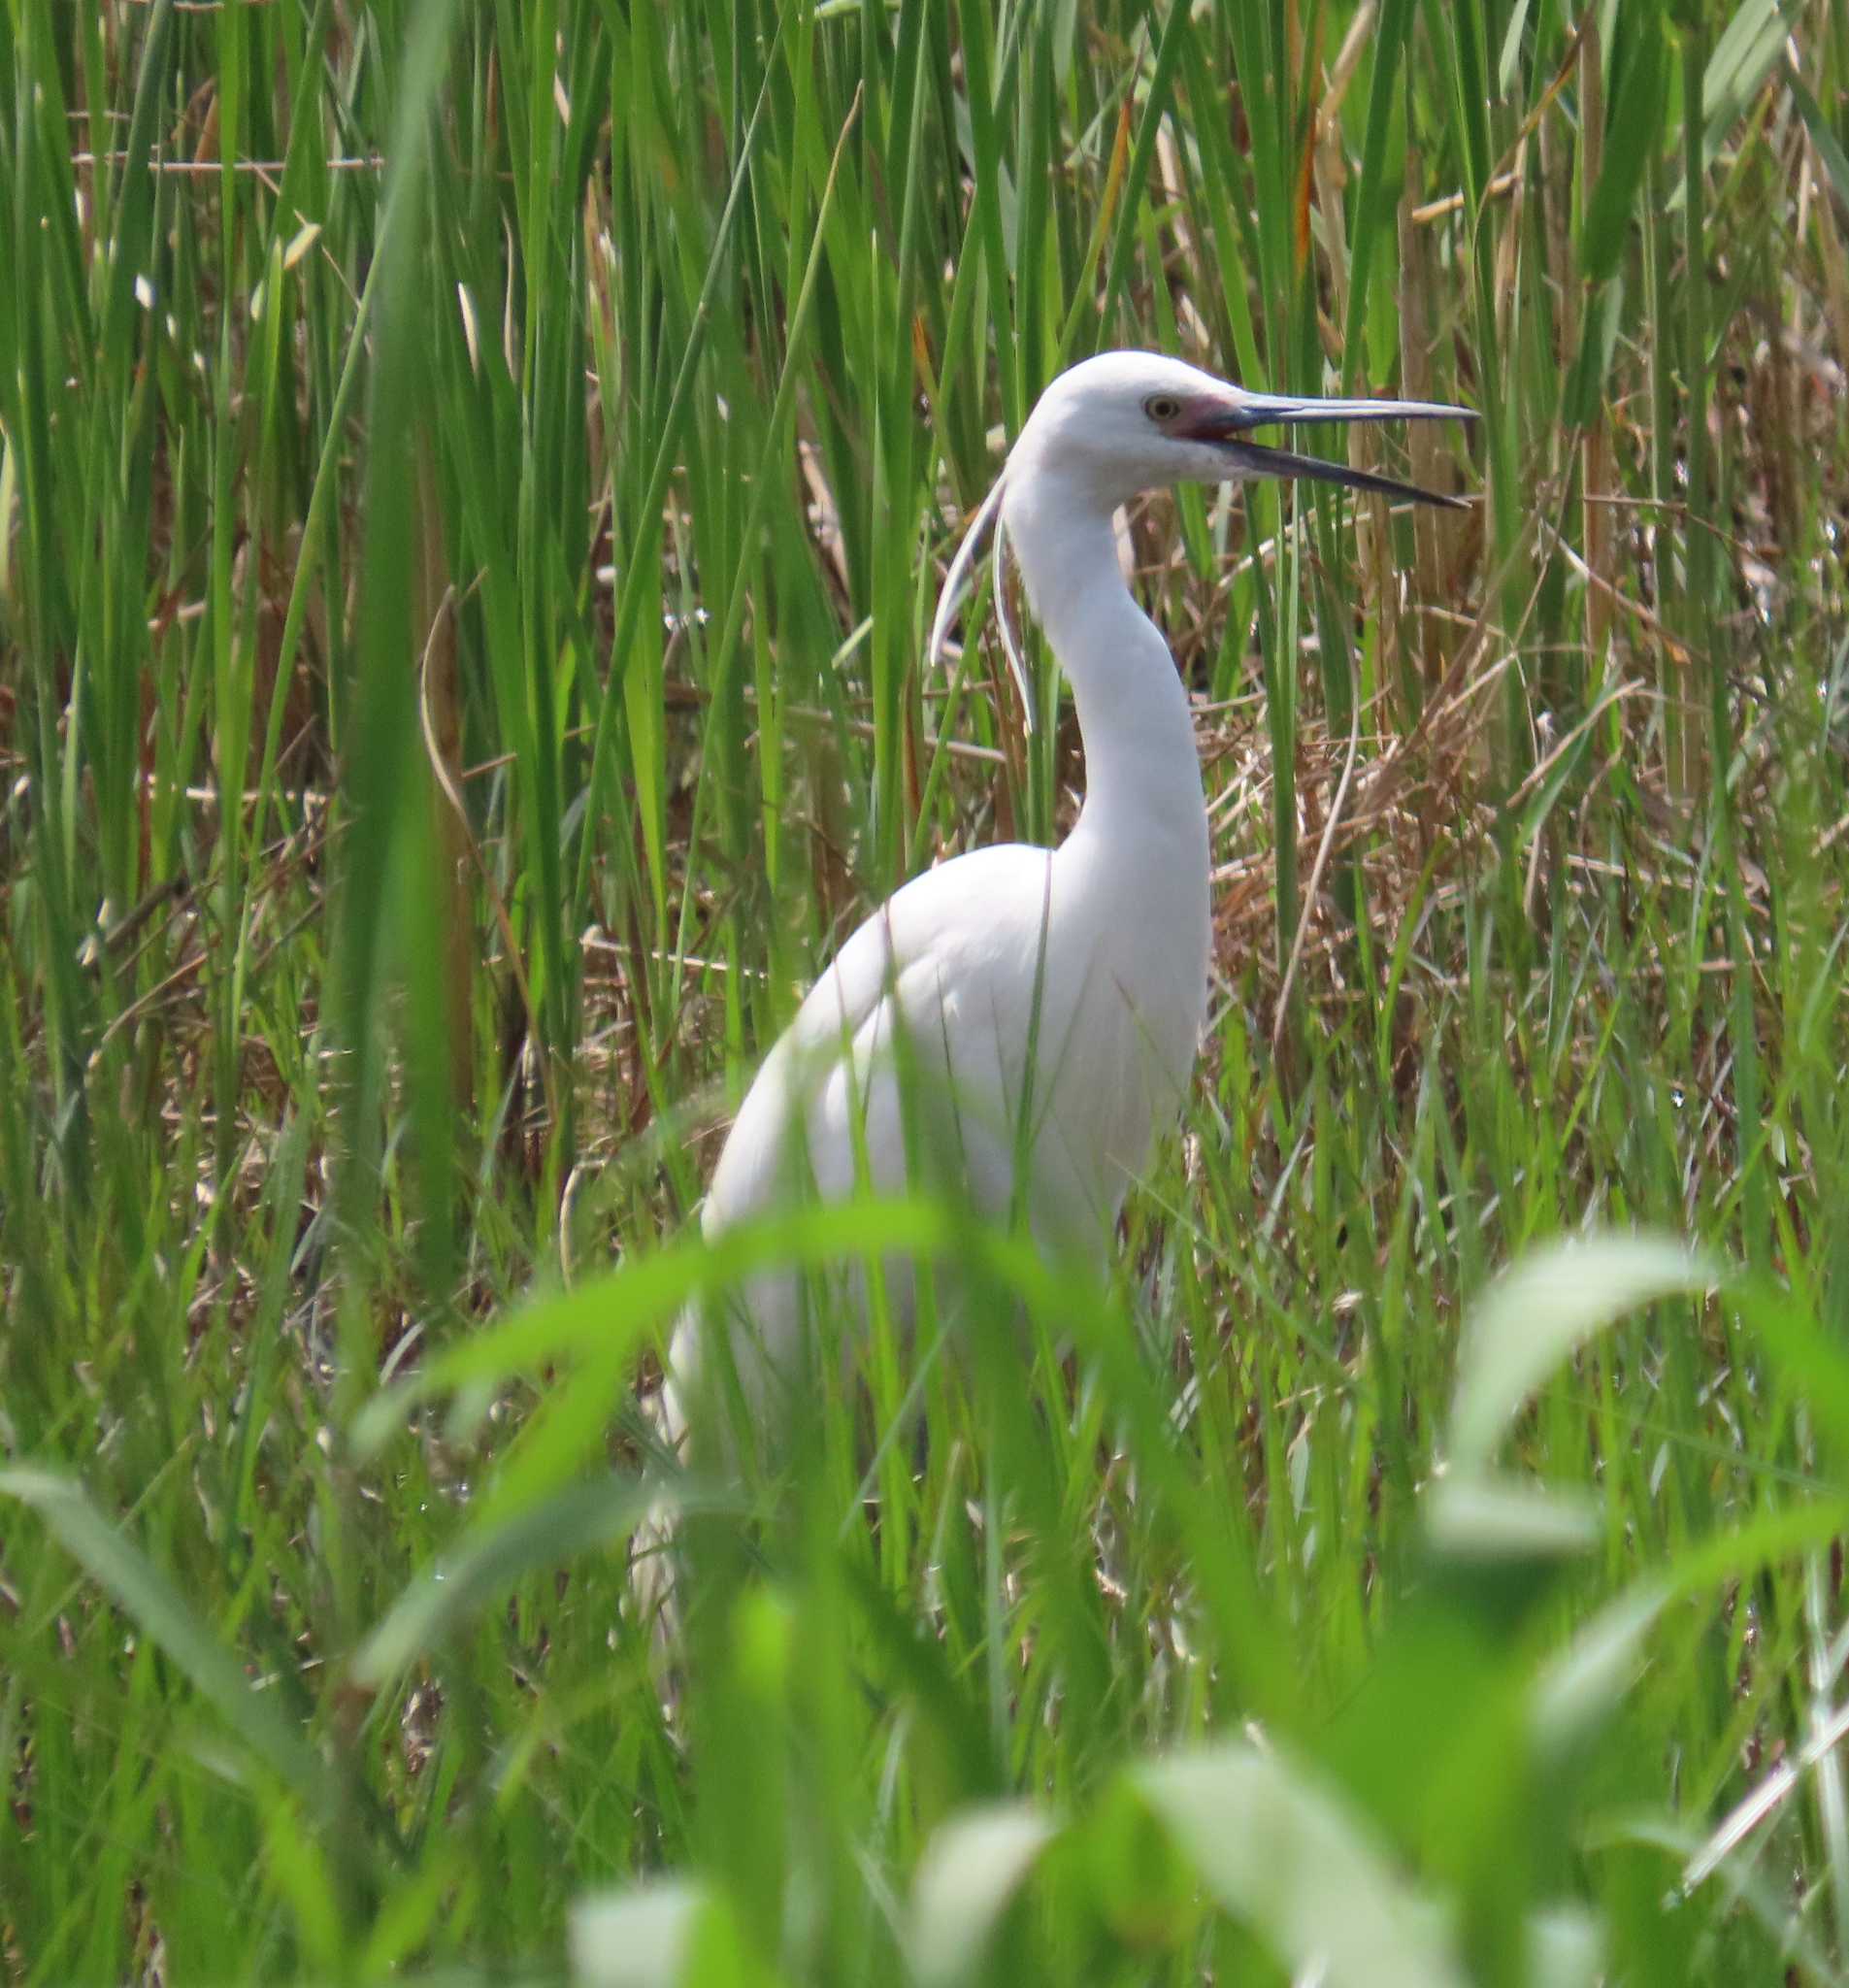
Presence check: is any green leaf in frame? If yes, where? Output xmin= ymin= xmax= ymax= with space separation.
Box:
xmin=1447 ymin=1234 xmax=1715 ymax=1476
xmin=1136 ymin=1741 xmax=1468 ymax=1988
xmin=348 ymin=1195 xmax=957 ymax=1457
xmin=0 ymin=1468 xmax=335 ymax=1817
xmin=1703 ymin=0 xmax=1788 ymax=133
xmin=1579 ymin=17 xmax=1667 ymax=283
xmin=908 ymin=1801 xmax=1058 ymax=1988
xmin=1530 ymin=1579 xmax=1670 ymax=1767
xmin=571 ymin=1880 xmax=710 ymax=1988
xmin=1424 ymin=1473 xmax=1602 ymax=1564
xmin=1526 ymin=1905 xmax=1604 ymax=1988
xmin=1339 ymin=0 xmax=1417 ymax=392
xmin=348 ymin=1474 xmax=668 ymax=1695
xmin=1786 ymin=62 xmax=1849 ymax=216
xmin=1560 ymin=274 xmax=1625 ymax=429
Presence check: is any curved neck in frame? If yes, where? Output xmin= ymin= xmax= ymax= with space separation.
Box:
xmin=1002 ymin=490 xmax=1206 ymax=867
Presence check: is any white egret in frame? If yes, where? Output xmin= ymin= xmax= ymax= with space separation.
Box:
xmin=656 ymin=349 xmax=1471 ymax=1466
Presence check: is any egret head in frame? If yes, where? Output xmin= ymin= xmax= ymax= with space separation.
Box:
xmin=926 ymin=348 xmax=1475 ymax=728
xmin=1007 ymin=348 xmax=1474 ymax=514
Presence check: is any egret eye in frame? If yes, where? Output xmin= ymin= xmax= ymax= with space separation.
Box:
xmin=1144 ymin=393 xmax=1183 ymax=423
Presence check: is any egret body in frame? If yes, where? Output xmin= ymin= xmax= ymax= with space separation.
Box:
xmin=662 ymin=351 xmax=1470 ymax=1441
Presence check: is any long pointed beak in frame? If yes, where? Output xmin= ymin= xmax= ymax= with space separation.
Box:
xmin=1188 ymin=389 xmax=1476 ymax=511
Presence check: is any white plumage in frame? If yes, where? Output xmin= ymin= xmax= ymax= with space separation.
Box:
xmin=656 ymin=349 xmax=1470 ymax=1453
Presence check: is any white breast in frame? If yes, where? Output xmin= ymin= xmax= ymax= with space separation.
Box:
xmin=665 ymin=827 xmax=1206 ymax=1427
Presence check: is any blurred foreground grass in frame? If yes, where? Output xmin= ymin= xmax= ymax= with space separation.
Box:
xmin=5 ymin=0 xmax=1849 ymax=1981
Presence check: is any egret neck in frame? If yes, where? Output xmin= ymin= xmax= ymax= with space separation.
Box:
xmin=1002 ymin=475 xmax=1212 ymax=1110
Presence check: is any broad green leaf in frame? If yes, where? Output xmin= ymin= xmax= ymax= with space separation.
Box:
xmin=1527 ymin=1905 xmax=1603 ymax=1988
xmin=1447 ymin=1234 xmax=1715 ymax=1476
xmin=1424 ymin=1473 xmax=1602 ymax=1563
xmin=348 ymin=1195 xmax=957 ymax=1456
xmin=1703 ymin=0 xmax=1788 ymax=132
xmin=1136 ymin=1741 xmax=1468 ymax=1988
xmin=908 ymin=1801 xmax=1057 ymax=1988
xmin=571 ymin=1881 xmax=710 ymax=1988
xmin=348 ymin=1473 xmax=669 ymax=1694
xmin=1530 ymin=1579 xmax=1670 ymax=1766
